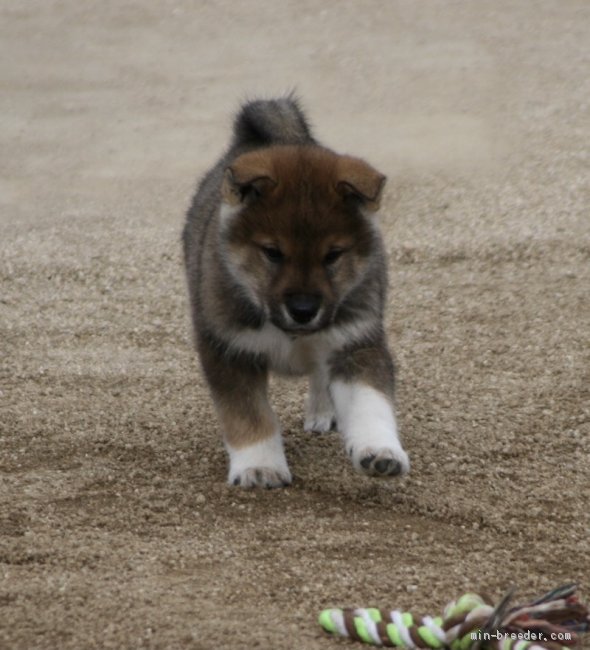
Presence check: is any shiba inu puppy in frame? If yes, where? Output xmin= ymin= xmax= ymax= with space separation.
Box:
xmin=183 ymin=96 xmax=409 ymax=488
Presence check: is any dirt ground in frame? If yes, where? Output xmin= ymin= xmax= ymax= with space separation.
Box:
xmin=1 ymin=1 xmax=589 ymax=649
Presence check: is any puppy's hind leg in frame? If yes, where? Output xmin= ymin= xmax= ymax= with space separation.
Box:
xmin=304 ymin=363 xmax=336 ymax=433
xmin=199 ymin=336 xmax=291 ymax=488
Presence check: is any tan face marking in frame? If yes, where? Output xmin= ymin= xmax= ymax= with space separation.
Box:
xmin=222 ymin=146 xmax=385 ymax=332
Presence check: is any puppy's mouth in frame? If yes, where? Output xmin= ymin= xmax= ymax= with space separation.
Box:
xmin=270 ymin=318 xmax=322 ymax=337
xmin=280 ymin=324 xmax=321 ymax=337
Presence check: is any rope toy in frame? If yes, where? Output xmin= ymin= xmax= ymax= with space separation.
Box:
xmin=319 ymin=584 xmax=589 ymax=649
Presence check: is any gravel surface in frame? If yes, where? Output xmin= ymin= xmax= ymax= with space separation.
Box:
xmin=1 ymin=2 xmax=589 ymax=649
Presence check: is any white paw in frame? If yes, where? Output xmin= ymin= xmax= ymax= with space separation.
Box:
xmin=331 ymin=381 xmax=409 ymax=479
xmin=227 ymin=432 xmax=292 ymax=489
xmin=349 ymin=445 xmax=410 ymax=478
xmin=304 ymin=411 xmax=336 ymax=433
xmin=230 ymin=466 xmax=292 ymax=489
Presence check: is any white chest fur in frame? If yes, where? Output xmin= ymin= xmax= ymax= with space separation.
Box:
xmin=225 ymin=323 xmax=323 ymax=375
xmin=224 ymin=317 xmax=377 ymax=376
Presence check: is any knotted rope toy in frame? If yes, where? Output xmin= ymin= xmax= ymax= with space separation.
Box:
xmin=319 ymin=584 xmax=589 ymax=649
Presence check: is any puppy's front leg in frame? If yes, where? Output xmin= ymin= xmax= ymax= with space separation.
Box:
xmin=330 ymin=345 xmax=410 ymax=478
xmin=198 ymin=336 xmax=291 ymax=488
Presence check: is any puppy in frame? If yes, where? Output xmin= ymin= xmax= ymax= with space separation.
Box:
xmin=183 ymin=96 xmax=409 ymax=488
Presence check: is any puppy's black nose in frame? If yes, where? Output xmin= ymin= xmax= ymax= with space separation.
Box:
xmin=284 ymin=293 xmax=322 ymax=324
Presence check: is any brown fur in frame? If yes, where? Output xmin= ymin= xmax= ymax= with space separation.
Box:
xmin=222 ymin=146 xmax=385 ymax=335
xmin=183 ymin=97 xmax=406 ymax=486
xmin=330 ymin=345 xmax=395 ymax=398
xmin=197 ymin=337 xmax=276 ymax=448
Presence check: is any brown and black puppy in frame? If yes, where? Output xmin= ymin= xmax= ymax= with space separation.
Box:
xmin=183 ymin=97 xmax=409 ymax=488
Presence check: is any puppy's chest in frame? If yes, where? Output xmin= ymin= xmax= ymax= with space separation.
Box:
xmin=230 ymin=324 xmax=331 ymax=375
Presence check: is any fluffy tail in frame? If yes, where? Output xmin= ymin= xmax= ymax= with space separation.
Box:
xmin=232 ymin=95 xmax=315 ymax=148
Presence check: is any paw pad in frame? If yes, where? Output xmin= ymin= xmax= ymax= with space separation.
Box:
xmin=354 ymin=447 xmax=409 ymax=478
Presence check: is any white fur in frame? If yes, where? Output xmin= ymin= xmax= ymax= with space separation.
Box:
xmin=330 ymin=380 xmax=410 ymax=474
xmin=224 ymin=317 xmax=379 ymax=376
xmin=304 ymin=364 xmax=335 ymax=432
xmin=227 ymin=430 xmax=291 ymax=487
xmin=217 ymin=228 xmax=265 ymax=312
xmin=219 ymin=202 xmax=241 ymax=225
xmin=227 ymin=322 xmax=303 ymax=373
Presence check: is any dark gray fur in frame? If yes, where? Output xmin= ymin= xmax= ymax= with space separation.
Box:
xmin=183 ymin=97 xmax=315 ymax=341
xmin=231 ymin=96 xmax=316 ymax=148
xmin=182 ymin=97 xmax=406 ymax=487
xmin=183 ymin=96 xmax=394 ymax=391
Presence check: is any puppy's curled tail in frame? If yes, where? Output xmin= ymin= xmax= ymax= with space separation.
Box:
xmin=232 ymin=96 xmax=316 ymax=148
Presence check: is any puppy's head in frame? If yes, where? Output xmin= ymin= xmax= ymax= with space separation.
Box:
xmin=219 ymin=146 xmax=385 ymax=334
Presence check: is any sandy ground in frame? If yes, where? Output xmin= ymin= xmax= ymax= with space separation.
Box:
xmin=1 ymin=1 xmax=589 ymax=649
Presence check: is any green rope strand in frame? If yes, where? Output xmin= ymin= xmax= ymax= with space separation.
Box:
xmin=319 ymin=586 xmax=589 ymax=650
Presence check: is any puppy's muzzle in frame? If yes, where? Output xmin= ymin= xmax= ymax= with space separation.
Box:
xmin=284 ymin=293 xmax=322 ymax=325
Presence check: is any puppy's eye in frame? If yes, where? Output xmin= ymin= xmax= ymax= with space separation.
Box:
xmin=323 ymin=248 xmax=344 ymax=265
xmin=261 ymin=246 xmax=284 ymax=263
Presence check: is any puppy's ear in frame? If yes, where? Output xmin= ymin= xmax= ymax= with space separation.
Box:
xmin=336 ymin=155 xmax=386 ymax=212
xmin=222 ymin=151 xmax=277 ymax=206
